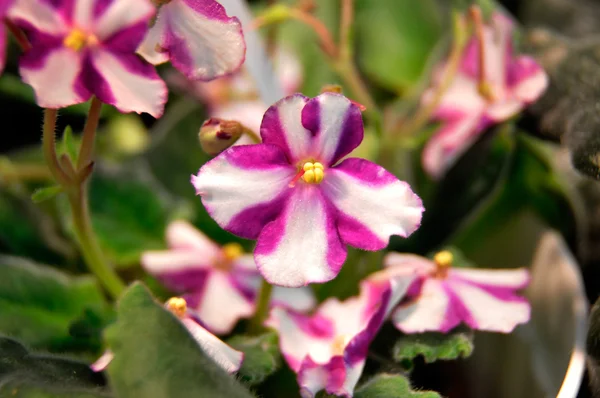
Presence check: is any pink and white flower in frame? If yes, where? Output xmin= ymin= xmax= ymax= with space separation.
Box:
xmin=422 ymin=12 xmax=548 ymax=179
xmin=379 ymin=250 xmax=531 ymax=333
xmin=9 ymin=0 xmax=167 ymax=117
xmin=192 ymin=93 xmax=424 ymax=287
xmin=142 ymin=220 xmax=316 ymax=334
xmin=92 ymin=297 xmax=243 ymax=373
xmin=0 ymin=0 xmax=14 ymax=74
xmin=137 ymin=0 xmax=245 ymax=81
xmin=266 ymin=278 xmax=415 ymax=397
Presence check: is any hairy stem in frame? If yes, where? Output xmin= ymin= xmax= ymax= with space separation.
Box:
xmin=249 ymin=279 xmax=274 ymax=333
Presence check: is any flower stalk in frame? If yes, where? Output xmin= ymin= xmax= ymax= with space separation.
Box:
xmin=249 ymin=279 xmax=274 ymax=333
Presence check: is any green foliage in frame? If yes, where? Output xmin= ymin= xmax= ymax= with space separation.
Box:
xmin=60 ymin=126 xmax=79 ymax=166
xmin=355 ymin=374 xmax=441 ymax=398
xmin=31 ymin=186 xmax=63 ymax=204
xmin=393 ymin=331 xmax=474 ymax=366
xmin=104 ymin=283 xmax=254 ymax=398
xmin=0 ymin=336 xmax=109 ymax=397
xmin=0 ymin=255 xmax=107 ymax=352
xmin=227 ymin=332 xmax=281 ymax=386
xmin=355 ymin=0 xmax=443 ymax=93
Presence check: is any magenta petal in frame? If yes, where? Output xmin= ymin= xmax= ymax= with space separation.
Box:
xmin=323 ymin=158 xmax=424 ymax=250
xmin=192 ymin=144 xmax=294 ymax=240
xmin=507 ymin=55 xmax=549 ymax=103
xmin=301 ymin=93 xmax=364 ymax=165
xmin=255 ymin=188 xmax=346 ymax=287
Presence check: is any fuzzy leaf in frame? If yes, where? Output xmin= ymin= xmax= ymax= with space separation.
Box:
xmin=60 ymin=126 xmax=79 ymax=165
xmin=393 ymin=331 xmax=474 ymax=364
xmin=105 ymin=283 xmax=254 ymax=398
xmin=355 ymin=374 xmax=441 ymax=398
xmin=31 ymin=186 xmax=63 ymax=203
xmin=227 ymin=332 xmax=280 ymax=386
xmin=0 ymin=255 xmax=107 ymax=351
xmin=0 ymin=336 xmax=109 ymax=397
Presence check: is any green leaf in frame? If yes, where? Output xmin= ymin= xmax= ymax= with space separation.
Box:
xmin=60 ymin=126 xmax=79 ymax=165
xmin=355 ymin=374 xmax=441 ymax=398
xmin=393 ymin=331 xmax=474 ymax=366
xmin=105 ymin=282 xmax=254 ymax=398
xmin=227 ymin=332 xmax=281 ymax=386
xmin=31 ymin=186 xmax=63 ymax=203
xmin=0 ymin=255 xmax=107 ymax=351
xmin=355 ymin=0 xmax=442 ymax=93
xmin=0 ymin=336 xmax=110 ymax=397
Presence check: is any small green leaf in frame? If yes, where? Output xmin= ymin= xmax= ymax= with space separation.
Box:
xmin=60 ymin=126 xmax=79 ymax=165
xmin=0 ymin=255 xmax=107 ymax=351
xmin=227 ymin=332 xmax=281 ymax=385
xmin=0 ymin=336 xmax=110 ymax=397
xmin=393 ymin=331 xmax=474 ymax=365
xmin=355 ymin=374 xmax=441 ymax=398
xmin=31 ymin=185 xmax=63 ymax=203
xmin=105 ymin=282 xmax=254 ymax=398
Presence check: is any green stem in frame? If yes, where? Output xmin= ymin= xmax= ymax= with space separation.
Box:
xmin=42 ymin=109 xmax=71 ymax=186
xmin=249 ymin=279 xmax=274 ymax=333
xmin=68 ymin=186 xmax=125 ymax=299
xmin=332 ymin=60 xmax=380 ymax=129
xmin=77 ymin=96 xmax=102 ymax=170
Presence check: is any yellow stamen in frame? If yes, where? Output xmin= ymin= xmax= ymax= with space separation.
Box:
xmin=222 ymin=242 xmax=244 ymax=262
xmin=301 ymin=162 xmax=324 ymax=184
xmin=331 ymin=334 xmax=351 ymax=356
xmin=166 ymin=297 xmax=187 ymax=318
xmin=63 ymin=28 xmax=97 ymax=52
xmin=433 ymin=250 xmax=453 ymax=278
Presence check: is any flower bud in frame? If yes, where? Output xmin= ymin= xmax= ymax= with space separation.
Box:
xmin=198 ymin=118 xmax=244 ymax=156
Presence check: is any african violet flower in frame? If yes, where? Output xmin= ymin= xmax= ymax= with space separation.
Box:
xmin=92 ymin=297 xmax=243 ymax=372
xmin=137 ymin=0 xmax=245 ymax=81
xmin=422 ymin=12 xmax=548 ymax=179
xmin=192 ymin=93 xmax=424 ymax=287
xmin=0 ymin=0 xmax=14 ymax=74
xmin=378 ymin=250 xmax=531 ymax=333
xmin=266 ymin=278 xmax=415 ymax=397
xmin=9 ymin=0 xmax=167 ymax=117
xmin=142 ymin=220 xmax=316 ymax=334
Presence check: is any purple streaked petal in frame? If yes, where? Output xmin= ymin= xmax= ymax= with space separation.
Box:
xmin=212 ymin=100 xmax=267 ymax=136
xmin=138 ymin=0 xmax=245 ymax=81
xmin=448 ymin=279 xmax=530 ymax=332
xmin=421 ymin=114 xmax=484 ymax=179
xmin=383 ymin=252 xmax=436 ymax=274
xmin=90 ymin=50 xmax=167 ymax=117
xmin=507 ymin=55 xmax=549 ymax=103
xmin=93 ymin=0 xmax=155 ymax=41
xmin=450 ymin=267 xmax=530 ymax=290
xmin=260 ymin=94 xmax=312 ymax=163
xmin=266 ymin=307 xmax=335 ymax=372
xmin=72 ymin=0 xmax=93 ymax=29
xmin=189 ymin=271 xmax=254 ymax=334
xmin=9 ymin=0 xmax=67 ymax=35
xmin=298 ymin=356 xmax=349 ymax=398
xmin=255 ymin=187 xmax=346 ymax=287
xmin=270 ymin=285 xmax=316 ymax=313
xmin=192 ymin=144 xmax=294 ymax=239
xmin=165 ymin=220 xmax=221 ymax=255
xmin=136 ymin=13 xmax=169 ymax=65
xmin=322 ymin=158 xmax=423 ymax=250
xmin=102 ymin=21 xmax=150 ymax=53
xmin=392 ymin=279 xmax=461 ymax=333
xmin=20 ymin=47 xmax=91 ymax=108
xmin=141 ymin=251 xmax=211 ymax=292
xmin=180 ymin=315 xmax=243 ymax=372
xmin=0 ymin=28 xmax=6 ymax=74
xmin=301 ymin=93 xmax=363 ymax=166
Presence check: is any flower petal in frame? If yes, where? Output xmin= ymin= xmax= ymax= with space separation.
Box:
xmin=9 ymin=0 xmax=67 ymax=35
xmin=165 ymin=220 xmax=220 ymax=255
xmin=90 ymin=350 xmax=114 ymax=372
xmin=507 ymin=55 xmax=549 ymax=103
xmin=383 ymin=252 xmax=436 ymax=274
xmin=298 ymin=356 xmax=350 ymax=398
xmin=421 ymin=114 xmax=483 ymax=179
xmin=301 ymin=93 xmax=364 ymax=165
xmin=255 ymin=188 xmax=346 ymax=287
xmin=192 ymin=144 xmax=294 ymax=239
xmin=212 ymin=100 xmax=266 ymax=136
xmin=180 ymin=316 xmax=243 ymax=372
xmin=266 ymin=307 xmax=335 ymax=372
xmin=136 ymin=13 xmax=169 ymax=64
xmin=425 ymin=74 xmax=485 ymax=119
xmin=260 ymin=94 xmax=312 ymax=162
xmin=392 ymin=279 xmax=461 ymax=333
xmin=139 ymin=0 xmax=245 ymax=81
xmin=141 ymin=250 xmax=211 ymax=292
xmin=323 ymin=158 xmax=423 ymax=250
xmin=93 ymin=0 xmax=155 ymax=41
xmin=89 ymin=50 xmax=166 ymax=117
xmin=451 ymin=267 xmax=530 ymax=289
xmin=271 ymin=286 xmax=316 ymax=312
xmin=187 ymin=271 xmax=254 ymax=334
xmin=448 ymin=279 xmax=530 ymax=333
xmin=0 ymin=27 xmax=7 ymax=74
xmin=20 ymin=47 xmax=90 ymax=108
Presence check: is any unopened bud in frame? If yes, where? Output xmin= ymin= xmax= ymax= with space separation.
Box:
xmin=320 ymin=84 xmax=343 ymax=94
xmin=199 ymin=118 xmax=244 ymax=156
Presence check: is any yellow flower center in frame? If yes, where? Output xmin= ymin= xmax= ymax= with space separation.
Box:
xmin=222 ymin=242 xmax=244 ymax=262
xmin=166 ymin=297 xmax=187 ymax=318
xmin=301 ymin=162 xmax=324 ymax=184
xmin=331 ymin=334 xmax=352 ymax=356
xmin=433 ymin=250 xmax=453 ymax=279
xmin=63 ymin=28 xmax=98 ymax=52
